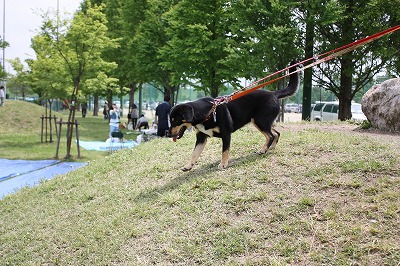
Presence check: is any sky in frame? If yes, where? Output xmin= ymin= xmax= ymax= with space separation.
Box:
xmin=1 ymin=0 xmax=82 ymax=73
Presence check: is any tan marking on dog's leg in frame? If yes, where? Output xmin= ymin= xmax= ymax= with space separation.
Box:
xmin=219 ymin=150 xmax=229 ymax=169
xmin=182 ymin=141 xmax=207 ymax=171
xmin=269 ymin=128 xmax=280 ymax=149
xmin=258 ymin=132 xmax=271 ymax=154
xmin=252 ymin=122 xmax=268 ymax=154
xmin=251 ymin=120 xmax=274 ymax=154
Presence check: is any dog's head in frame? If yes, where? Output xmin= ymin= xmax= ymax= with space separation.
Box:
xmin=169 ymin=104 xmax=194 ymax=142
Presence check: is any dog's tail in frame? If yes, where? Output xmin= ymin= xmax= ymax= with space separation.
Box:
xmin=273 ymin=60 xmax=299 ymax=99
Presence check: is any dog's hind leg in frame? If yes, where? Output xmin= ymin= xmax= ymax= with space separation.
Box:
xmin=269 ymin=128 xmax=280 ymax=149
xmin=182 ymin=132 xmax=208 ymax=171
xmin=257 ymin=130 xmax=275 ymax=154
xmin=252 ymin=120 xmax=276 ymax=154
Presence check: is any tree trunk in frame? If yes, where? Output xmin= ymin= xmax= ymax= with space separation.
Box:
xmin=210 ymin=67 xmax=219 ymax=98
xmin=277 ymin=79 xmax=285 ymax=122
xmin=66 ymin=87 xmax=78 ymax=159
xmin=129 ymin=83 xmax=136 ymax=108
xmin=338 ymin=55 xmax=353 ymax=120
xmin=166 ymin=84 xmax=179 ymax=105
xmin=93 ymin=94 xmax=99 ymax=116
xmin=302 ymin=10 xmax=314 ymax=121
xmin=337 ymin=2 xmax=355 ymax=121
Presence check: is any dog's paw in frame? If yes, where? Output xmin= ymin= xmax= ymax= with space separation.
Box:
xmin=182 ymin=164 xmax=194 ymax=171
xmin=256 ymin=150 xmax=266 ymax=155
xmin=218 ymin=162 xmax=228 ymax=170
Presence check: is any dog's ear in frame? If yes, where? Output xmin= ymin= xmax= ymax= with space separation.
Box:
xmin=181 ymin=104 xmax=195 ymax=123
xmin=171 ymin=104 xmax=195 ymax=123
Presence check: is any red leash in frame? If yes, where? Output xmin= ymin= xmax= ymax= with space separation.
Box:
xmin=224 ymin=24 xmax=400 ymax=102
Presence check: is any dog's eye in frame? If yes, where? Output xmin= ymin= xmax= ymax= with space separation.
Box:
xmin=171 ymin=118 xmax=175 ymax=122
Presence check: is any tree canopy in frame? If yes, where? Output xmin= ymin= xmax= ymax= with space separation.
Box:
xmin=6 ymin=0 xmax=400 ymax=121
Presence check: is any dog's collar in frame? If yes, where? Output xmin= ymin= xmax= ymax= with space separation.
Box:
xmin=202 ymin=102 xmax=218 ymax=123
xmin=201 ymin=97 xmax=228 ymax=123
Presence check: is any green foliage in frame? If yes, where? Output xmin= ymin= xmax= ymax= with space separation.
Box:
xmin=0 ymin=37 xmax=9 ymax=79
xmin=120 ymin=0 xmax=149 ymax=83
xmin=9 ymin=0 xmax=399 ymax=119
xmin=160 ymin=0 xmax=240 ymax=97
xmin=32 ymin=1 xmax=118 ymax=95
xmin=158 ymin=0 xmax=302 ymax=97
xmin=29 ymin=34 xmax=71 ymax=100
xmin=130 ymin=0 xmax=178 ymax=98
xmin=6 ymin=58 xmax=33 ymax=98
xmin=311 ymin=0 xmax=400 ymax=119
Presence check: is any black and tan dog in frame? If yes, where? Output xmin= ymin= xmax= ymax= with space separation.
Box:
xmin=169 ymin=61 xmax=299 ymax=171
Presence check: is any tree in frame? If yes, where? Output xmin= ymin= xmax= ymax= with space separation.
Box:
xmin=84 ymin=71 xmax=120 ymax=114
xmin=313 ymin=0 xmax=400 ymax=120
xmin=132 ymin=0 xmax=180 ymax=103
xmin=29 ymin=34 xmax=71 ymax=104
xmin=224 ymin=0 xmax=301 ymax=121
xmin=291 ymin=0 xmax=343 ymax=120
xmin=372 ymin=0 xmax=400 ymax=77
xmin=93 ymin=0 xmax=134 ymax=112
xmin=38 ymin=1 xmax=118 ymax=158
xmin=0 ymin=37 xmax=9 ymax=80
xmin=6 ymin=58 xmax=32 ymax=99
xmin=107 ymin=0 xmax=150 ymax=112
xmin=161 ymin=0 xmax=239 ymax=98
xmin=160 ymin=0 xmax=301 ymax=99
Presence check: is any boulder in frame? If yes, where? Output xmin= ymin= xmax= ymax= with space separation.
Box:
xmin=361 ymin=78 xmax=400 ymax=132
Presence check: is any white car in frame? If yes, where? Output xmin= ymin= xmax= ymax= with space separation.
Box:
xmin=350 ymin=103 xmax=368 ymax=122
xmin=284 ymin=103 xmax=301 ymax=113
xmin=311 ymin=101 xmax=367 ymax=122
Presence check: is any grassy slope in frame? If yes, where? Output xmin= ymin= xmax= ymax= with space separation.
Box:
xmin=1 ymin=101 xmax=400 ymax=265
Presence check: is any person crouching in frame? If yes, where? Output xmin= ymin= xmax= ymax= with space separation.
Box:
xmin=136 ymin=114 xmax=149 ymax=131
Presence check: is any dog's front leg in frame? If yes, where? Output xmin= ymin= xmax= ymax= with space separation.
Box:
xmin=182 ymin=132 xmax=208 ymax=171
xmin=219 ymin=134 xmax=231 ymax=169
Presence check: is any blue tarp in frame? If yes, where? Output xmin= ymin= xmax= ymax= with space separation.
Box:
xmin=0 ymin=159 xmax=87 ymax=199
xmin=78 ymin=140 xmax=139 ymax=151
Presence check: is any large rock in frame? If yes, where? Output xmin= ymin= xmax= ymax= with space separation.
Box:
xmin=361 ymin=78 xmax=400 ymax=132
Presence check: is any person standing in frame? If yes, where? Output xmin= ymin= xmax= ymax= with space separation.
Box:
xmin=103 ymin=101 xmax=109 ymax=122
xmin=131 ymin=103 xmax=139 ymax=129
xmin=109 ymin=103 xmax=120 ymax=137
xmin=154 ymin=95 xmax=171 ymax=137
xmin=0 ymin=86 xmax=5 ymax=107
xmin=81 ymin=102 xmax=88 ymax=118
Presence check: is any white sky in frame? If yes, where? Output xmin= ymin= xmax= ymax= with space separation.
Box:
xmin=1 ymin=0 xmax=82 ymax=73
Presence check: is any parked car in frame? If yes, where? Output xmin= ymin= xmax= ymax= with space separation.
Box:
xmin=350 ymin=103 xmax=368 ymax=122
xmin=311 ymin=101 xmax=367 ymax=122
xmin=284 ymin=103 xmax=301 ymax=113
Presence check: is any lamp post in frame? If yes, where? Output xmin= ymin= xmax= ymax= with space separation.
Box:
xmin=2 ymin=0 xmax=4 ymax=70
xmin=2 ymin=0 xmax=5 ymax=95
xmin=57 ymin=0 xmax=59 ymax=30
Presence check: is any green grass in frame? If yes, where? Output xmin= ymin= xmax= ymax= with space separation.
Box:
xmin=0 ymin=100 xmax=138 ymax=161
xmin=1 ymin=101 xmax=400 ymax=265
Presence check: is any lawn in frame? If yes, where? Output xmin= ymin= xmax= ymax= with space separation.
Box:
xmin=1 ymin=100 xmax=399 ymax=265
xmin=0 ymin=100 xmax=138 ymax=161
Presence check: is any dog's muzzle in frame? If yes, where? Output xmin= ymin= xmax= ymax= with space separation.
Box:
xmin=171 ymin=125 xmax=187 ymax=142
